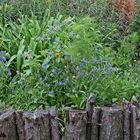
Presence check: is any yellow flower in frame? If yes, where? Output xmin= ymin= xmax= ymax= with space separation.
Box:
xmin=72 ymin=76 xmax=76 ymax=79
xmin=54 ymin=52 xmax=61 ymax=57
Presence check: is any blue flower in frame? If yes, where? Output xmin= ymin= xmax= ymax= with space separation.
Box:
xmin=47 ymin=52 xmax=53 ymax=56
xmin=50 ymin=73 xmax=54 ymax=77
xmin=81 ymin=58 xmax=88 ymax=63
xmin=41 ymin=63 xmax=46 ymax=68
xmin=65 ymin=77 xmax=69 ymax=82
xmin=0 ymin=56 xmax=6 ymax=62
xmin=0 ymin=50 xmax=6 ymax=54
xmin=79 ymin=63 xmax=84 ymax=67
xmin=51 ymin=69 xmax=56 ymax=73
xmin=58 ymin=81 xmax=63 ymax=85
xmin=64 ymin=56 xmax=68 ymax=59
xmin=39 ymin=77 xmax=43 ymax=81
xmin=46 ymin=83 xmax=50 ymax=87
xmin=92 ymin=66 xmax=98 ymax=72
xmin=49 ymin=90 xmax=54 ymax=94
xmin=7 ymin=70 xmax=12 ymax=77
xmin=75 ymin=66 xmax=80 ymax=71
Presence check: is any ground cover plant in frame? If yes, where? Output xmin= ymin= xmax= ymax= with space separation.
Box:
xmin=0 ymin=0 xmax=140 ymax=111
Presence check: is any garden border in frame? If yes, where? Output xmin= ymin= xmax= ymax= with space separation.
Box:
xmin=0 ymin=96 xmax=140 ymax=140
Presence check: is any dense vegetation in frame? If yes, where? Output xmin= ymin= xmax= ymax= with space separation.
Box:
xmin=0 ymin=0 xmax=140 ymax=111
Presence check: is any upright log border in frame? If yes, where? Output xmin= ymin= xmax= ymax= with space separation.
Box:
xmin=0 ymin=96 xmax=139 ymax=140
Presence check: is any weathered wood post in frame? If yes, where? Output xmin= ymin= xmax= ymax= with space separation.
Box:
xmin=23 ymin=108 xmax=51 ymax=140
xmin=49 ymin=106 xmax=60 ymax=140
xmin=86 ymin=95 xmax=95 ymax=140
xmin=0 ymin=109 xmax=18 ymax=140
xmin=86 ymin=95 xmax=101 ymax=140
xmin=136 ymin=112 xmax=140 ymax=140
xmin=64 ymin=109 xmax=87 ymax=140
xmin=91 ymin=107 xmax=101 ymax=140
xmin=15 ymin=111 xmax=25 ymax=140
xmin=130 ymin=96 xmax=140 ymax=140
xmin=99 ymin=106 xmax=123 ymax=140
xmin=122 ymin=99 xmax=131 ymax=140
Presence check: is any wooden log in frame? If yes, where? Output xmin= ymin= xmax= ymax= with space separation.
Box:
xmin=91 ymin=107 xmax=101 ymax=140
xmin=49 ymin=107 xmax=60 ymax=140
xmin=130 ymin=104 xmax=137 ymax=140
xmin=64 ymin=109 xmax=87 ymax=140
xmin=136 ymin=110 xmax=140 ymax=140
xmin=86 ymin=95 xmax=95 ymax=140
xmin=122 ymin=99 xmax=131 ymax=140
xmin=99 ymin=106 xmax=123 ymax=140
xmin=0 ymin=109 xmax=17 ymax=140
xmin=23 ymin=108 xmax=51 ymax=140
xmin=15 ymin=111 xmax=25 ymax=140
xmin=130 ymin=96 xmax=140 ymax=140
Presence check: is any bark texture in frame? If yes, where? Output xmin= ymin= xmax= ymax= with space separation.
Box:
xmin=49 ymin=107 xmax=60 ymax=140
xmin=136 ymin=118 xmax=140 ymax=140
xmin=23 ymin=108 xmax=51 ymax=140
xmin=122 ymin=100 xmax=131 ymax=140
xmin=0 ymin=109 xmax=17 ymax=140
xmin=64 ymin=109 xmax=87 ymax=140
xmin=1 ymin=101 xmax=140 ymax=140
xmin=91 ymin=107 xmax=101 ymax=140
xmin=130 ymin=96 xmax=140 ymax=140
xmin=130 ymin=104 xmax=137 ymax=140
xmin=86 ymin=95 xmax=95 ymax=140
xmin=15 ymin=111 xmax=25 ymax=140
xmin=99 ymin=107 xmax=123 ymax=140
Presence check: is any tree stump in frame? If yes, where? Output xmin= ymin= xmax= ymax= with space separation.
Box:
xmin=0 ymin=109 xmax=17 ymax=140
xmin=64 ymin=109 xmax=87 ymax=140
xmin=49 ymin=107 xmax=60 ymax=140
xmin=23 ymin=108 xmax=51 ymax=140
xmin=99 ymin=106 xmax=123 ymax=140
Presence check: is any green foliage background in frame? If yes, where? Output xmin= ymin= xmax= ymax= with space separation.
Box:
xmin=0 ymin=0 xmax=140 ymax=111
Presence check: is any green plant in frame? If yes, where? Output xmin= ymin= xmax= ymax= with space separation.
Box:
xmin=114 ymin=32 xmax=139 ymax=70
xmin=129 ymin=3 xmax=140 ymax=40
xmin=0 ymin=10 xmax=74 ymax=74
xmin=0 ymin=0 xmax=140 ymax=112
